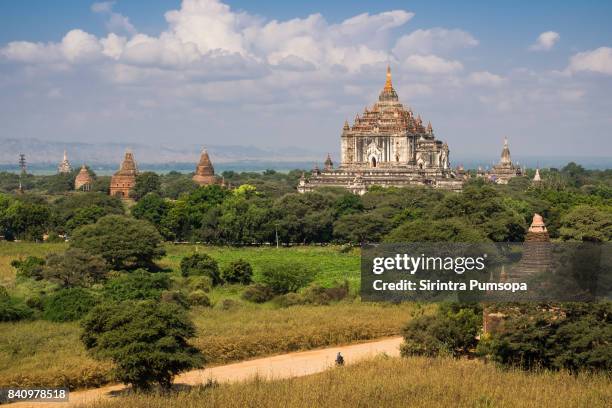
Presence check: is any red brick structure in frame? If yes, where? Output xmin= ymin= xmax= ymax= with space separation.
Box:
xmin=74 ymin=165 xmax=93 ymax=191
xmin=110 ymin=151 xmax=138 ymax=198
xmin=192 ymin=149 xmax=217 ymax=186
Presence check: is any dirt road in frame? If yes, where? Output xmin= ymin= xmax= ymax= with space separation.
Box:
xmin=9 ymin=336 xmax=403 ymax=408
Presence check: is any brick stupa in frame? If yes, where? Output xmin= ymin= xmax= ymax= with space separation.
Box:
xmin=110 ymin=150 xmax=138 ymax=198
xmin=74 ymin=165 xmax=92 ymax=191
xmin=192 ymin=149 xmax=217 ymax=186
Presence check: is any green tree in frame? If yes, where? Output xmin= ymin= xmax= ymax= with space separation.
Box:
xmin=131 ymin=193 xmax=172 ymax=238
xmin=559 ymin=205 xmax=612 ymax=242
xmin=0 ymin=198 xmax=50 ymax=241
xmin=259 ymin=262 xmax=316 ymax=294
xmin=70 ymin=215 xmax=166 ymax=269
xmin=81 ymin=300 xmax=203 ymax=390
xmin=333 ymin=212 xmax=389 ymax=243
xmin=130 ymin=172 xmax=162 ymax=200
xmin=43 ymin=248 xmax=109 ymax=287
xmin=11 ymin=256 xmax=45 ymax=280
xmin=385 ymin=218 xmax=488 ymax=242
xmin=52 ymin=192 xmax=124 ymax=234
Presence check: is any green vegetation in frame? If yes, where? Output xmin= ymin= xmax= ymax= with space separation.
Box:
xmin=0 ymin=303 xmax=415 ymax=389
xmin=42 ymin=288 xmax=98 ymax=322
xmin=220 ymin=259 xmax=253 ymax=284
xmin=180 ymin=253 xmax=221 ymax=284
xmin=401 ymin=303 xmax=482 ymax=358
xmin=81 ymin=300 xmax=203 ymax=390
xmin=85 ymin=357 xmax=611 ymax=408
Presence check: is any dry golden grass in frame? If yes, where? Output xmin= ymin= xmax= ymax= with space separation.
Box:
xmin=0 ymin=242 xmax=66 ymax=287
xmin=84 ymin=356 xmax=612 ymax=408
xmin=0 ymin=303 xmax=417 ymax=390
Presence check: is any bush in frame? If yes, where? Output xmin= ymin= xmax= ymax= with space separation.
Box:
xmin=0 ymin=295 xmax=34 ymax=322
xmin=477 ymin=302 xmax=612 ymax=372
xmin=42 ymin=288 xmax=98 ymax=322
xmin=259 ymin=262 xmax=316 ymax=294
xmin=81 ymin=300 xmax=204 ymax=390
xmin=221 ymin=259 xmax=253 ymax=285
xmin=275 ymin=292 xmax=306 ymax=308
xmin=25 ymin=295 xmax=44 ymax=310
xmin=186 ymin=276 xmax=212 ymax=292
xmin=180 ymin=253 xmax=222 ymax=285
xmin=187 ymin=290 xmax=211 ymax=307
xmin=303 ymin=281 xmax=349 ymax=305
xmin=242 ymin=284 xmax=274 ymax=303
xmin=103 ymin=270 xmax=170 ymax=302
xmin=401 ymin=303 xmax=482 ymax=358
xmin=160 ymin=290 xmax=190 ymax=309
xmin=11 ymin=256 xmax=45 ymax=280
xmin=43 ymin=248 xmax=109 ymax=288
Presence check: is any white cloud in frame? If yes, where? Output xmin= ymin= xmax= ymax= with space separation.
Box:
xmin=403 ymin=54 xmax=463 ymax=74
xmin=468 ymin=71 xmax=506 ymax=87
xmin=529 ymin=31 xmax=560 ymax=51
xmin=92 ymin=0 xmax=136 ymax=35
xmin=393 ymin=28 xmax=478 ymax=57
xmin=567 ymin=47 xmax=612 ymax=75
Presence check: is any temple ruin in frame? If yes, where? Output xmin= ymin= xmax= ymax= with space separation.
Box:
xmin=110 ymin=150 xmax=138 ymax=198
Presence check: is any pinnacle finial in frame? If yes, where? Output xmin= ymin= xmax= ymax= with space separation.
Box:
xmin=385 ymin=64 xmax=393 ymax=90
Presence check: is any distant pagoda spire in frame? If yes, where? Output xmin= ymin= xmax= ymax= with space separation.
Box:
xmin=533 ymin=167 xmax=542 ymax=183
xmin=324 ymin=153 xmax=333 ymax=170
xmin=384 ymin=64 xmax=393 ymax=90
xmin=500 ymin=137 xmax=512 ymax=165
xmin=58 ymin=150 xmax=72 ymax=174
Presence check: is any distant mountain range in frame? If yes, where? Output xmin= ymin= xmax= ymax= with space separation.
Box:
xmin=0 ymin=137 xmax=325 ymax=166
xmin=0 ymin=137 xmax=609 ymax=173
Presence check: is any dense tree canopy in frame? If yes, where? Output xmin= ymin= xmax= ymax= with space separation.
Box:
xmin=70 ymin=215 xmax=166 ymax=269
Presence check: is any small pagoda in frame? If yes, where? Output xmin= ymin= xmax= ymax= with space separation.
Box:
xmin=57 ymin=150 xmax=72 ymax=174
xmin=110 ymin=150 xmax=138 ymax=198
xmin=75 ymin=165 xmax=93 ymax=191
xmin=192 ymin=148 xmax=218 ymax=186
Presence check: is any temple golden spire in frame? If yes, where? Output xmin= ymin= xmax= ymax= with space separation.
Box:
xmin=384 ymin=64 xmax=393 ymax=90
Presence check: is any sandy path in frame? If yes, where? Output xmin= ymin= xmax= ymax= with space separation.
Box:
xmin=10 ymin=336 xmax=403 ymax=408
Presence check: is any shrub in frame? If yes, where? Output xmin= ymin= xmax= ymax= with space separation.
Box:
xmin=43 ymin=248 xmax=109 ymax=287
xmin=160 ymin=290 xmax=190 ymax=309
xmin=303 ymin=281 xmax=349 ymax=305
xmin=103 ymin=270 xmax=170 ymax=302
xmin=42 ymin=288 xmax=98 ymax=322
xmin=180 ymin=253 xmax=222 ymax=285
xmin=259 ymin=262 xmax=315 ymax=294
xmin=11 ymin=256 xmax=45 ymax=280
xmin=186 ymin=276 xmax=212 ymax=292
xmin=25 ymin=295 xmax=44 ymax=310
xmin=0 ymin=295 xmax=34 ymax=322
xmin=275 ymin=292 xmax=306 ymax=308
xmin=220 ymin=299 xmax=237 ymax=310
xmin=221 ymin=259 xmax=253 ymax=285
xmin=401 ymin=303 xmax=482 ymax=358
xmin=478 ymin=302 xmax=612 ymax=372
xmin=81 ymin=300 xmax=204 ymax=390
xmin=187 ymin=290 xmax=211 ymax=307
xmin=242 ymin=284 xmax=274 ymax=303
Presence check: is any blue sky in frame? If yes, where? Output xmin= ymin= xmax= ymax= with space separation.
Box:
xmin=1 ymin=0 xmax=611 ymax=161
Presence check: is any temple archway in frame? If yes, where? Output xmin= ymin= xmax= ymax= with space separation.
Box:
xmin=371 ymin=157 xmax=377 ymax=167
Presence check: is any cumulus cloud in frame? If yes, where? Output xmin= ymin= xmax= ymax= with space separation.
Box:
xmin=92 ymin=1 xmax=136 ymax=35
xmin=392 ymin=28 xmax=478 ymax=57
xmin=567 ymin=47 xmax=612 ymax=75
xmin=529 ymin=31 xmax=560 ymax=51
xmin=403 ymin=54 xmax=463 ymax=74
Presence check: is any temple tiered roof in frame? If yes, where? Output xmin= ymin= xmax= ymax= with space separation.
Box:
xmin=345 ymin=66 xmax=428 ymax=136
xmin=57 ymin=150 xmax=72 ymax=174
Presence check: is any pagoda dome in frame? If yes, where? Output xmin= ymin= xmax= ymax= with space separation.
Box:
xmin=75 ymin=165 xmax=93 ymax=191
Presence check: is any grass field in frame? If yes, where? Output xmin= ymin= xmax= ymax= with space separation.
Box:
xmin=0 ymin=303 xmax=418 ymax=389
xmin=0 ymin=242 xmax=66 ymax=287
xmin=85 ymin=356 xmax=612 ymax=408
